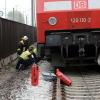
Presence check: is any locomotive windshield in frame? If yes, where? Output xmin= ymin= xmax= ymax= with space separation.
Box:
xmin=44 ymin=0 xmax=100 ymax=11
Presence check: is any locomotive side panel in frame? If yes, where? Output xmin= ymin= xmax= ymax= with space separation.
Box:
xmin=37 ymin=11 xmax=100 ymax=43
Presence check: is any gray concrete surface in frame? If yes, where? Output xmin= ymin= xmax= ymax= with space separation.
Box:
xmin=0 ymin=60 xmax=54 ymax=100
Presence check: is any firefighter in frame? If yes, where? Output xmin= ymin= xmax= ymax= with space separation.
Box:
xmin=17 ymin=35 xmax=29 ymax=55
xmin=16 ymin=46 xmax=36 ymax=70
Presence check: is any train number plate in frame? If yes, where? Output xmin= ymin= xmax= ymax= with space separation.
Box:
xmin=70 ymin=17 xmax=92 ymax=23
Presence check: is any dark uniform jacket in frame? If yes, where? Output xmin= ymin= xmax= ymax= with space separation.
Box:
xmin=17 ymin=40 xmax=29 ymax=55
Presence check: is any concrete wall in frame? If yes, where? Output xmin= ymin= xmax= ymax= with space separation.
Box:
xmin=0 ymin=53 xmax=17 ymax=69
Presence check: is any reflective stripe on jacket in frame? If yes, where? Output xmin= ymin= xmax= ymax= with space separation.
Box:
xmin=20 ymin=40 xmax=24 ymax=45
xmin=17 ymin=48 xmax=21 ymax=51
xmin=20 ymin=50 xmax=31 ymax=60
xmin=33 ymin=48 xmax=37 ymax=55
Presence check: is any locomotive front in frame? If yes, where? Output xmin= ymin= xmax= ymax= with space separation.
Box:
xmin=36 ymin=0 xmax=100 ymax=65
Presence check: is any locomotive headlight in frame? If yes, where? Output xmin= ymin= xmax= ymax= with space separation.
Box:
xmin=48 ymin=17 xmax=57 ymax=25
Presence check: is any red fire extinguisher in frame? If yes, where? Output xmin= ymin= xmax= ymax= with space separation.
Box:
xmin=56 ymin=69 xmax=72 ymax=86
xmin=31 ymin=64 xmax=39 ymax=86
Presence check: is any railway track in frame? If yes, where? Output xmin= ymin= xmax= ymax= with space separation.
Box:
xmin=50 ymin=51 xmax=100 ymax=100
xmin=51 ymin=66 xmax=100 ymax=100
xmin=52 ymin=78 xmax=66 ymax=100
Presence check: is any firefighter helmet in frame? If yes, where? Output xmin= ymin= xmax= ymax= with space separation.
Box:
xmin=22 ymin=36 xmax=28 ymax=41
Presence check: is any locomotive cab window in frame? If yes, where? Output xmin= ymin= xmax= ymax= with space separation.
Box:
xmin=44 ymin=0 xmax=100 ymax=11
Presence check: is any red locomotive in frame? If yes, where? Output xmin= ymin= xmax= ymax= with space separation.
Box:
xmin=36 ymin=0 xmax=100 ymax=65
